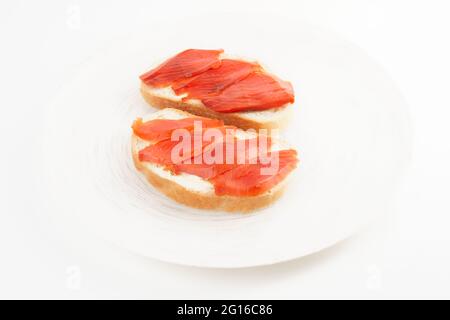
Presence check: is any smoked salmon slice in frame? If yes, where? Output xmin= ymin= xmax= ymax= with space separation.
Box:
xmin=132 ymin=117 xmax=223 ymax=143
xmin=138 ymin=126 xmax=232 ymax=167
xmin=211 ymin=149 xmax=298 ymax=196
xmin=134 ymin=115 xmax=297 ymax=197
xmin=202 ymin=72 xmax=295 ymax=113
xmin=140 ymin=49 xmax=223 ymax=88
xmin=172 ymin=59 xmax=260 ymax=100
xmin=173 ymin=136 xmax=272 ymax=180
xmin=140 ymin=49 xmax=295 ymax=113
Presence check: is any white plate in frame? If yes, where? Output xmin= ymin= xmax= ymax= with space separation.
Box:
xmin=42 ymin=14 xmax=411 ymax=268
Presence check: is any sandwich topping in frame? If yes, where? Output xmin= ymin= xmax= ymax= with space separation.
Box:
xmin=132 ymin=117 xmax=223 ymax=143
xmin=139 ymin=49 xmax=223 ymax=88
xmin=140 ymin=49 xmax=295 ymax=113
xmin=133 ymin=116 xmax=298 ymax=197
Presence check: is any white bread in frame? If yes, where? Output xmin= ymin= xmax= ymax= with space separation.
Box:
xmin=132 ymin=108 xmax=294 ymax=212
xmin=139 ymin=54 xmax=294 ymax=130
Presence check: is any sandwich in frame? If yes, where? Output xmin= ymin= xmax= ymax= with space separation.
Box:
xmin=131 ymin=108 xmax=298 ymax=212
xmin=139 ymin=49 xmax=295 ymax=130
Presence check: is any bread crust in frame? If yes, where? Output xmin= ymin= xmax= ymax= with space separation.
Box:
xmin=140 ymin=82 xmax=291 ymax=130
xmin=132 ymin=135 xmax=286 ymax=213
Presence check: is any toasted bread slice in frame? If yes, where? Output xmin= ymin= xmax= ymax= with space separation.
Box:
xmin=132 ymin=108 xmax=294 ymax=212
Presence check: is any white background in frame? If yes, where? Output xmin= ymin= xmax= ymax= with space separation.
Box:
xmin=0 ymin=0 xmax=449 ymax=299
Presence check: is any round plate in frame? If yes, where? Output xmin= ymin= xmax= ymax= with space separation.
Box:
xmin=42 ymin=14 xmax=411 ymax=268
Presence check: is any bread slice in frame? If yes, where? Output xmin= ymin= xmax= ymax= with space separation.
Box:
xmin=139 ymin=53 xmax=294 ymax=130
xmin=132 ymin=108 xmax=293 ymax=212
